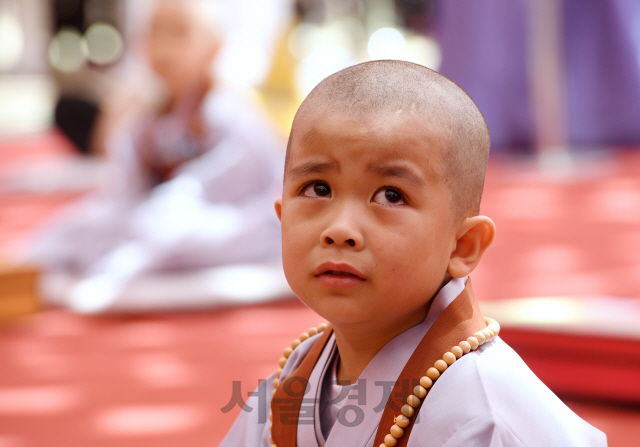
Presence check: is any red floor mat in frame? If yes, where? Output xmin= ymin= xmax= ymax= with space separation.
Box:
xmin=1 ymin=304 xmax=639 ymax=447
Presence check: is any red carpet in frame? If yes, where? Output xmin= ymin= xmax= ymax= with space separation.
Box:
xmin=478 ymin=149 xmax=640 ymax=301
xmin=0 ymin=132 xmax=639 ymax=446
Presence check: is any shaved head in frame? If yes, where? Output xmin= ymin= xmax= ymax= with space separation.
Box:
xmin=287 ymin=60 xmax=490 ymax=218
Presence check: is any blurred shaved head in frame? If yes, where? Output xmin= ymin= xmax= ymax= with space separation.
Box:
xmin=286 ymin=60 xmax=490 ymax=219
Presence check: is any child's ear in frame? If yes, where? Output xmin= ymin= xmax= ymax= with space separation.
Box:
xmin=274 ymin=198 xmax=282 ymax=221
xmin=447 ymin=216 xmax=495 ymax=278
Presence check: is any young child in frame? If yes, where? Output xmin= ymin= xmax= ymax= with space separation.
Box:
xmin=28 ymin=0 xmax=285 ymax=311
xmin=220 ymin=61 xmax=606 ymax=446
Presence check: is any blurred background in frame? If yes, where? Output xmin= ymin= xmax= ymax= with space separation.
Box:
xmin=0 ymin=0 xmax=639 ymax=446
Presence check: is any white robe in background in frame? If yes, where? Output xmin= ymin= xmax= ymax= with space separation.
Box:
xmin=29 ymin=85 xmax=286 ymax=311
xmin=220 ymin=278 xmax=607 ymax=446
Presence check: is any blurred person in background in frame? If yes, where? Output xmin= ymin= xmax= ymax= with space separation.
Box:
xmin=23 ymin=0 xmax=286 ymax=312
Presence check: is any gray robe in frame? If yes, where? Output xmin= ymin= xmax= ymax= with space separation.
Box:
xmin=220 ymin=278 xmax=607 ymax=446
xmin=28 ymin=85 xmax=286 ymax=311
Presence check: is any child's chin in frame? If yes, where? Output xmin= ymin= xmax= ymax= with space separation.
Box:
xmin=307 ymin=301 xmax=377 ymax=327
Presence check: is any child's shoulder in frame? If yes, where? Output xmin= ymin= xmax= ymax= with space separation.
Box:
xmin=414 ymin=337 xmax=607 ymax=446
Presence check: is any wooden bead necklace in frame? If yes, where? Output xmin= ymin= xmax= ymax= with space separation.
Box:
xmin=267 ymin=318 xmax=500 ymax=447
xmin=268 ymin=323 xmax=328 ymax=446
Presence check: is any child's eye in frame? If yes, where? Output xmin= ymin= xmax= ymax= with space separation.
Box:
xmin=301 ymin=181 xmax=332 ymax=198
xmin=372 ymin=187 xmax=405 ymax=205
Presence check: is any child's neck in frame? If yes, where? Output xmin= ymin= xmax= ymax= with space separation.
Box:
xmin=332 ymin=307 xmax=432 ymax=384
xmin=164 ymin=77 xmax=214 ymax=115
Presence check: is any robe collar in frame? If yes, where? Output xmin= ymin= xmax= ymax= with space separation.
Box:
xmin=272 ymin=276 xmax=485 ymax=447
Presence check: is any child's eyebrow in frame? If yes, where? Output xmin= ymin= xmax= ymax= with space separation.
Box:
xmin=367 ymin=163 xmax=425 ymax=187
xmin=287 ymin=160 xmax=340 ymax=179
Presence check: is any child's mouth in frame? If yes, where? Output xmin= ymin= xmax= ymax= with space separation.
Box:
xmin=315 ymin=268 xmax=366 ymax=288
xmin=324 ymin=270 xmax=359 ymax=277
xmin=313 ymin=262 xmax=366 ymax=287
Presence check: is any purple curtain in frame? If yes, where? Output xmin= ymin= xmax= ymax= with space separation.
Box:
xmin=432 ymin=0 xmax=640 ymax=152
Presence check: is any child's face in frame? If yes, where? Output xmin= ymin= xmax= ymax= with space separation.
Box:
xmin=276 ymin=110 xmax=460 ymax=331
xmin=143 ymin=1 xmax=217 ymax=95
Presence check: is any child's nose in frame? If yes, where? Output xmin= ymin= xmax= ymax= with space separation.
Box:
xmin=323 ymin=235 xmax=357 ymax=247
xmin=319 ymin=209 xmax=364 ymax=249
